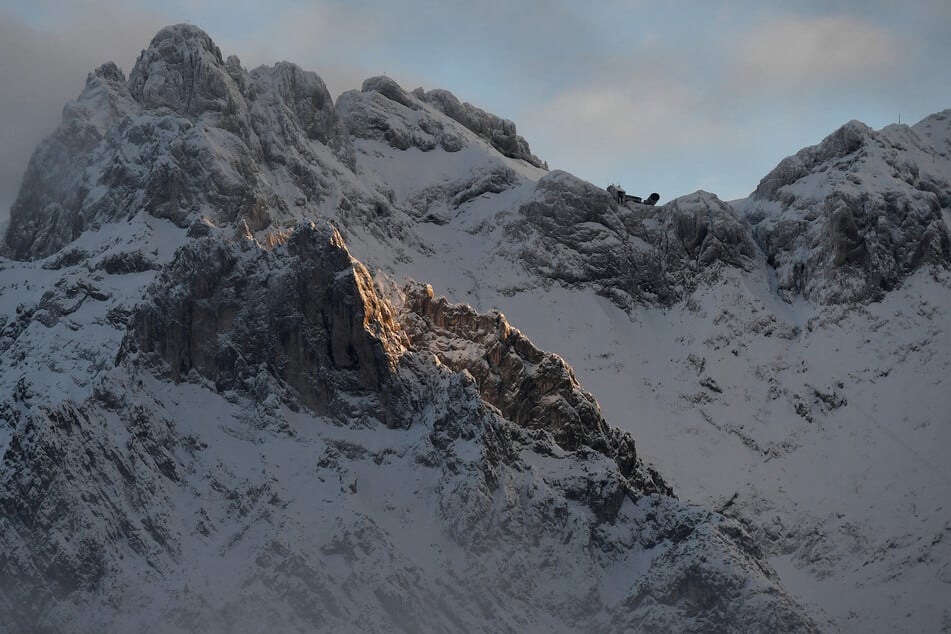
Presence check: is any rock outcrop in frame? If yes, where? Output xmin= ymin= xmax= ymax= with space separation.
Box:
xmin=743 ymin=118 xmax=951 ymax=302
xmin=512 ymin=171 xmax=757 ymax=307
xmin=0 ymin=217 xmax=815 ymax=633
xmin=402 ymin=283 xmax=672 ymax=497
xmin=336 ymin=75 xmax=547 ymax=173
xmin=416 ymin=87 xmax=546 ymax=168
xmin=336 ymin=77 xmax=467 ymax=153
xmin=130 ymin=221 xmax=406 ymax=423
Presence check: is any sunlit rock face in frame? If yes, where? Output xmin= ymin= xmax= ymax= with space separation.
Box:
xmin=131 ymin=221 xmax=405 ymax=422
xmin=402 ymin=282 xmax=672 ymax=498
xmin=31 ymin=19 xmax=951 ymax=633
xmin=0 ymin=216 xmax=815 ymax=633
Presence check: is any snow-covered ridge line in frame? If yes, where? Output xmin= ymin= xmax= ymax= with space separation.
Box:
xmin=3 ymin=19 xmax=951 ymax=632
xmin=7 ymin=21 xmax=950 ymax=309
xmin=3 ymin=23 xmax=544 ymax=266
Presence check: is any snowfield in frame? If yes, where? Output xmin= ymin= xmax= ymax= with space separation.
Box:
xmin=3 ymin=22 xmax=951 ymax=633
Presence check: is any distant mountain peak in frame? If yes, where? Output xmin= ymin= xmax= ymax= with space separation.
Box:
xmin=743 ymin=115 xmax=951 ymax=302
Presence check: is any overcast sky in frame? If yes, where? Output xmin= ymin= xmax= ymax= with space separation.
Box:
xmin=2 ymin=0 xmax=950 ymax=223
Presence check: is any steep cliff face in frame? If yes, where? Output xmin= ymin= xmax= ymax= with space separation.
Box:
xmin=131 ymin=222 xmax=405 ymax=422
xmin=0 ymin=221 xmax=815 ymax=633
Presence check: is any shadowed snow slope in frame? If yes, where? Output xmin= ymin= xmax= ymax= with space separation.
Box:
xmin=0 ymin=220 xmax=812 ymax=633
xmin=4 ymin=21 xmax=951 ymax=633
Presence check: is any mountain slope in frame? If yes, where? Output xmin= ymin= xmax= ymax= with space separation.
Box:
xmin=0 ymin=24 xmax=819 ymax=634
xmin=0 ymin=220 xmax=813 ymax=633
xmin=3 ymin=21 xmax=951 ymax=633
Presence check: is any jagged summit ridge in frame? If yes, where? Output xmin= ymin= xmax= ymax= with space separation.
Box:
xmin=3 ymin=23 xmax=545 ymax=263
xmin=9 ymin=22 xmax=948 ymax=311
xmin=414 ymin=85 xmax=546 ymax=168
xmin=742 ymin=115 xmax=951 ymax=302
xmin=5 ymin=23 xmax=351 ymax=260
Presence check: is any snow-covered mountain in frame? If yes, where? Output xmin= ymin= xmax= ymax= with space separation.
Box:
xmin=2 ymin=23 xmax=950 ymax=632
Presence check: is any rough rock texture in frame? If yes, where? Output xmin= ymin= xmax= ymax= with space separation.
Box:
xmin=334 ymin=74 xmax=543 ymax=234
xmin=336 ymin=77 xmax=467 ymax=154
xmin=402 ymin=283 xmax=672 ymax=498
xmin=512 ymin=171 xmax=757 ymax=307
xmin=130 ymin=222 xmax=406 ymax=424
xmin=0 ymin=220 xmax=815 ymax=633
xmin=417 ymin=87 xmax=546 ymax=168
xmin=743 ymin=118 xmax=951 ymax=302
xmin=4 ymin=24 xmax=375 ymax=261
xmin=336 ymin=75 xmax=547 ymax=173
xmin=3 ymin=62 xmax=141 ymax=259
xmin=3 ymin=25 xmax=548 ymax=266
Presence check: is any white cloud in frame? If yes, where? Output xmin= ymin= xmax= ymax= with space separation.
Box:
xmin=733 ymin=15 xmax=896 ymax=89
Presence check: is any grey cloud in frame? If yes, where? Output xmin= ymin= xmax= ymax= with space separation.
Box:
xmin=732 ymin=15 xmax=896 ymax=92
xmin=0 ymin=6 xmax=167 ymax=223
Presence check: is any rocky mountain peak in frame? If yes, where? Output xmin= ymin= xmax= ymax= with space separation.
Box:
xmin=128 ymin=23 xmax=231 ymax=115
xmin=336 ymin=73 xmax=546 ymax=172
xmin=753 ymin=119 xmax=873 ymax=201
xmin=361 ymin=75 xmax=420 ymax=110
xmin=131 ymin=220 xmax=408 ymax=424
xmin=912 ymin=107 xmax=951 ymax=157
xmin=89 ymin=61 xmax=127 ymax=91
xmin=743 ymin=115 xmax=951 ymax=302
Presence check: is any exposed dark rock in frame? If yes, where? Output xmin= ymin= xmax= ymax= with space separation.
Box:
xmin=130 ymin=221 xmax=406 ymax=424
xmin=97 ymin=251 xmax=158 ymax=274
xmin=513 ymin=172 xmax=756 ymax=307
